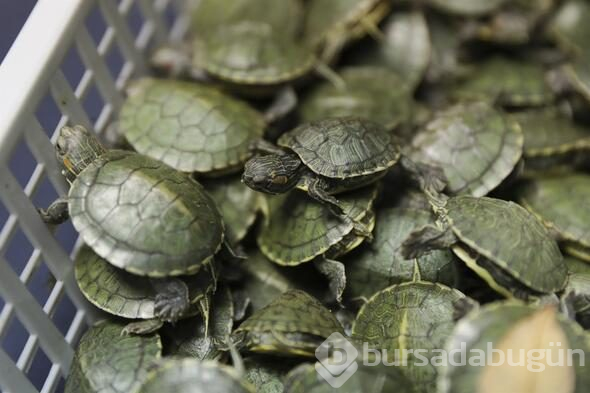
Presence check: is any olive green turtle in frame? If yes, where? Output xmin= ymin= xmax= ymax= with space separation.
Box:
xmin=352 ymin=281 xmax=476 ymax=393
xmin=117 ymin=78 xmax=265 ymax=175
xmin=74 ymin=245 xmax=218 ymax=334
xmin=439 ymin=303 xmax=590 ymax=393
xmin=402 ymin=196 xmax=568 ymax=299
xmin=519 ymin=173 xmax=590 ymax=262
xmin=65 ymin=320 xmax=161 ymax=393
xmin=409 ymin=101 xmax=523 ymax=197
xmin=39 ymin=125 xmax=225 ymax=322
xmin=233 ymin=289 xmax=344 ymax=357
xmin=299 ymin=66 xmax=413 ymax=129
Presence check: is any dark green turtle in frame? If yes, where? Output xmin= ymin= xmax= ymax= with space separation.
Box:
xmin=452 ymin=56 xmax=554 ymax=107
xmin=563 ymin=272 xmax=590 ymax=329
xmin=233 ymin=290 xmax=344 ymax=357
xmin=345 ymin=207 xmax=457 ymax=300
xmin=257 ymin=186 xmax=377 ymax=266
xmin=244 ymin=356 xmax=296 ymax=393
xmin=65 ymin=320 xmax=161 ymax=393
xmin=439 ymin=302 xmax=590 ymax=393
xmin=162 ymin=285 xmax=234 ymax=360
xmin=243 ymin=117 xmax=446 ymax=225
xmin=409 ymin=101 xmax=523 ymax=197
xmin=39 ymin=125 xmax=225 ymax=322
xmin=519 ymin=173 xmax=590 ymax=262
xmin=303 ymin=0 xmax=392 ymax=62
xmin=299 ymin=66 xmax=413 ymax=129
xmin=426 ymin=0 xmax=508 ymax=16
xmin=138 ymin=358 xmax=254 ymax=393
xmin=352 ymin=281 xmax=476 ymax=393
xmin=203 ymin=175 xmax=265 ymax=244
xmin=117 ymin=78 xmax=265 ymax=175
xmin=74 ymin=245 xmax=218 ymax=334
xmin=402 ymin=196 xmax=569 ymax=299
xmin=511 ymin=108 xmax=590 ymax=173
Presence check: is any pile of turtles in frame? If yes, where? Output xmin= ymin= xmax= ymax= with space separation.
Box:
xmin=38 ymin=0 xmax=590 ymax=392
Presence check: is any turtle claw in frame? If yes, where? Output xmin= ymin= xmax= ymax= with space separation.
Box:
xmin=122 ymin=319 xmax=164 ymax=336
xmin=151 ymin=278 xmax=190 ymax=323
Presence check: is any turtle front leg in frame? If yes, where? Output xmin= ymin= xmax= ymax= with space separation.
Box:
xmin=314 ymin=258 xmax=346 ymax=304
xmin=150 ymin=277 xmax=190 ymax=323
xmin=401 ymin=224 xmax=456 ymax=259
xmin=249 ymin=139 xmax=288 ymax=156
xmin=399 ymin=156 xmax=448 ymax=199
xmin=263 ymin=87 xmax=298 ymax=124
xmin=305 ymin=176 xmax=373 ymax=239
xmin=38 ymin=197 xmax=69 ymax=225
xmin=122 ymin=319 xmax=164 ymax=336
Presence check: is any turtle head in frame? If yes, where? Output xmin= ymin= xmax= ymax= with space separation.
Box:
xmin=242 ymin=153 xmax=302 ymax=194
xmin=56 ymin=125 xmax=106 ymax=181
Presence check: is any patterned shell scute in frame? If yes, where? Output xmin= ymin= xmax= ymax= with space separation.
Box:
xmin=119 ymin=78 xmax=265 ymax=173
xmin=236 ymin=290 xmax=343 ymax=337
xmin=65 ymin=321 xmax=161 ymax=393
xmin=410 ymin=101 xmax=523 ymax=197
xmin=69 ymin=150 xmax=223 ymax=277
xmin=278 ymin=117 xmax=400 ymax=179
xmin=447 ymin=196 xmax=567 ymax=292
xmin=520 ymin=174 xmax=590 ymax=248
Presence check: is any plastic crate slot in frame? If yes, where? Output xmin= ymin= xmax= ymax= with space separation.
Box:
xmin=25 ymin=344 xmax=52 ymax=392
xmin=33 ymin=95 xmax=62 ymax=140
xmin=80 ymin=83 xmax=105 ymax=127
xmin=7 ymin=138 xmax=37 ymax=189
xmin=3 ymin=223 xmax=34 ymax=276
xmin=0 ymin=346 xmax=38 ymax=393
xmin=26 ymin=256 xmax=55 ymax=311
xmin=137 ymin=0 xmax=169 ymax=46
xmin=85 ymin=4 xmax=109 ymax=47
xmin=125 ymin=0 xmax=145 ymax=38
xmin=47 ymin=282 xmax=77 ymax=338
xmin=60 ymin=46 xmax=85 ymax=93
xmin=48 ymin=71 xmax=92 ymax=130
xmin=0 ymin=315 xmax=28 ymax=363
xmin=42 ymin=365 xmax=65 ymax=393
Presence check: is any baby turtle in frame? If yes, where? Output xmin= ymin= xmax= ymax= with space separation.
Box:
xmin=39 ymin=125 xmax=225 ymax=322
xmin=74 ymin=246 xmax=218 ymax=335
xmin=138 ymin=358 xmax=254 ymax=393
xmin=352 ymin=281 xmax=476 ymax=393
xmin=233 ymin=289 xmax=343 ymax=357
xmin=345 ymin=207 xmax=457 ymax=300
xmin=439 ymin=303 xmax=590 ymax=393
xmin=410 ymin=101 xmax=523 ymax=197
xmin=299 ymin=66 xmax=413 ymax=129
xmin=65 ymin=320 xmax=161 ymax=393
xmin=402 ymin=196 xmax=568 ymax=299
xmin=519 ymin=173 xmax=590 ymax=262
xmin=117 ymin=78 xmax=265 ymax=175
xmin=243 ymin=117 xmax=446 ymax=226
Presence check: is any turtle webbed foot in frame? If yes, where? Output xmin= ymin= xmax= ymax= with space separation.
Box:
xmin=122 ymin=319 xmax=164 ymax=336
xmin=151 ymin=278 xmax=190 ymax=323
xmin=399 ymin=156 xmax=448 ymax=197
xmin=38 ymin=198 xmax=69 ymax=225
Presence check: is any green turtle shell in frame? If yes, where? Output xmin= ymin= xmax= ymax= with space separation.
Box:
xmin=410 ymin=101 xmax=523 ymax=197
xmin=193 ymin=21 xmax=315 ymax=88
xmin=352 ymin=281 xmax=473 ymax=393
xmin=74 ymin=245 xmax=217 ymax=320
xmin=447 ymin=196 xmax=568 ymax=295
xmin=257 ymin=186 xmax=376 ymax=265
xmin=203 ymin=175 xmax=264 ymax=244
xmin=69 ymin=150 xmax=223 ymax=277
xmin=452 ymin=56 xmax=554 ymax=107
xmin=139 ymin=359 xmax=254 ymax=393
xmin=278 ymin=117 xmax=401 ymax=179
xmin=519 ymin=174 xmax=590 ymax=257
xmin=119 ymin=78 xmax=265 ymax=174
xmin=299 ymin=66 xmax=413 ymax=129
xmin=439 ymin=302 xmax=590 ymax=393
xmin=346 ymin=207 xmax=457 ymax=299
xmin=234 ymin=289 xmax=343 ymax=357
xmin=65 ymin=320 xmax=161 ymax=393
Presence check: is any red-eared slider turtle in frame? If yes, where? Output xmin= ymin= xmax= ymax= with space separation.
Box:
xmin=39 ymin=125 xmax=225 ymax=322
xmin=352 ymin=281 xmax=476 ymax=393
xmin=303 ymin=0 xmax=392 ymax=62
xmin=511 ymin=108 xmax=590 ymax=173
xmin=299 ymin=66 xmax=413 ymax=129
xmin=519 ymin=173 xmax=590 ymax=262
xmin=345 ymin=207 xmax=457 ymax=300
xmin=409 ymin=101 xmax=523 ymax=197
xmin=138 ymin=358 xmax=254 ymax=393
xmin=452 ymin=56 xmax=554 ymax=107
xmin=439 ymin=303 xmax=590 ymax=393
xmin=233 ymin=289 xmax=344 ymax=357
xmin=117 ymin=78 xmax=265 ymax=175
xmin=74 ymin=245 xmax=218 ymax=334
xmin=426 ymin=0 xmax=508 ymax=16
xmin=203 ymin=175 xmax=265 ymax=245
xmin=65 ymin=320 xmax=161 ymax=393
xmin=402 ymin=196 xmax=569 ymax=299
xmin=243 ymin=117 xmax=446 ymax=225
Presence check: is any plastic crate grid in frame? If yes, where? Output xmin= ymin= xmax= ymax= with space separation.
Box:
xmin=0 ymin=1 xmax=188 ymax=392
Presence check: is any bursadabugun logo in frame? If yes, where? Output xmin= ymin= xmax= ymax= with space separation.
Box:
xmin=315 ymin=332 xmax=359 ymax=388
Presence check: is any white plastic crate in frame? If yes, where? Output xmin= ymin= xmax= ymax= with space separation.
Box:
xmin=0 ymin=1 xmax=189 ymax=391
